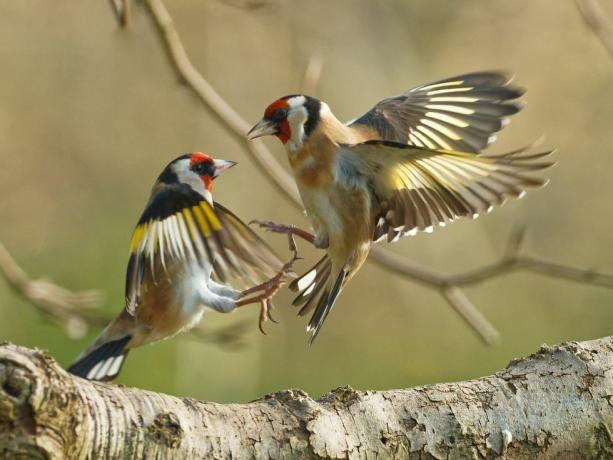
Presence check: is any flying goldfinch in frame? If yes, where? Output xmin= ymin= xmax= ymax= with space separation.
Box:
xmin=247 ymin=72 xmax=554 ymax=342
xmin=68 ymin=152 xmax=295 ymax=380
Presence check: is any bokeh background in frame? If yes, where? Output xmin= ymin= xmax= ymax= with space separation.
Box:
xmin=1 ymin=0 xmax=612 ymax=403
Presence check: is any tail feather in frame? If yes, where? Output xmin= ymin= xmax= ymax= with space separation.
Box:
xmin=307 ymin=269 xmax=346 ymax=344
xmin=67 ymin=335 xmax=132 ymax=381
xmin=291 ymin=255 xmax=347 ymax=344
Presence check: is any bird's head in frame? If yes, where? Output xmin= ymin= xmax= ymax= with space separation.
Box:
xmin=157 ymin=152 xmax=236 ymax=200
xmin=247 ymin=95 xmax=322 ymax=151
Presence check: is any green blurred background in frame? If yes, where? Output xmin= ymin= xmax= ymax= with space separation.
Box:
xmin=1 ymin=0 xmax=612 ymax=403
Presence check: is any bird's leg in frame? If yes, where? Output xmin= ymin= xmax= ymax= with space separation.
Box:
xmin=249 ymin=220 xmax=317 ymax=245
xmin=235 ymin=234 xmax=299 ymax=333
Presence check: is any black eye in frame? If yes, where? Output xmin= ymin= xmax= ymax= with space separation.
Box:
xmin=271 ymin=108 xmax=288 ymax=122
xmin=191 ymin=162 xmax=212 ymax=175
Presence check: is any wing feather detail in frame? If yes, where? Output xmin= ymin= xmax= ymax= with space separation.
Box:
xmin=339 ymin=141 xmax=553 ymax=244
xmin=348 ymin=71 xmax=524 ymax=152
xmin=125 ymin=184 xmax=284 ymax=314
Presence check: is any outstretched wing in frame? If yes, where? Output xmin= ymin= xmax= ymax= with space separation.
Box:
xmin=125 ymin=183 xmax=284 ymax=313
xmin=339 ymin=141 xmax=554 ymax=244
xmin=348 ymin=72 xmax=523 ymax=152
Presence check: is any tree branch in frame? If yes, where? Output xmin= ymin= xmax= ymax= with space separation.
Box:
xmin=109 ymin=0 xmax=130 ymax=28
xmin=0 ymin=241 xmax=103 ymax=339
xmin=0 ymin=241 xmax=250 ymax=349
xmin=1 ymin=337 xmax=611 ymax=458
xmin=141 ymin=0 xmax=613 ymax=346
xmin=576 ymin=0 xmax=613 ymax=58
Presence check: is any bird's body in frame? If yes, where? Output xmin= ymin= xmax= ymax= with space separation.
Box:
xmin=68 ymin=153 xmax=292 ymax=380
xmin=95 ymin=259 xmax=237 ymax=353
xmin=248 ymin=72 xmax=554 ymax=341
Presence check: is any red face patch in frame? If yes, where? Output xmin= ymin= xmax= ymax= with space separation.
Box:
xmin=264 ymin=98 xmax=289 ymax=119
xmin=264 ymin=99 xmax=291 ymax=144
xmin=189 ymin=152 xmax=214 ymax=191
xmin=277 ymin=119 xmax=290 ymax=143
xmin=189 ymin=151 xmax=212 ymax=166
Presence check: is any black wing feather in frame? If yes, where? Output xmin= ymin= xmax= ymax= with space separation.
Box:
xmin=125 ymin=184 xmax=284 ymax=314
xmin=348 ymin=71 xmax=524 ymax=153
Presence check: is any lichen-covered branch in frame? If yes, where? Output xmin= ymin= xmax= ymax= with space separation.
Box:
xmin=1 ymin=337 xmax=611 ymax=458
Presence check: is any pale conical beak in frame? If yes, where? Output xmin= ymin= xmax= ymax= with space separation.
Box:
xmin=212 ymin=159 xmax=237 ymax=177
xmin=247 ymin=119 xmax=278 ymax=140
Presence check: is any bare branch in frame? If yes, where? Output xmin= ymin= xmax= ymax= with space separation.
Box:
xmin=301 ymin=54 xmax=324 ymax=96
xmin=576 ymin=0 xmax=613 ymax=58
xmin=2 ymin=337 xmax=612 ymax=457
xmin=141 ymin=0 xmax=613 ymax=345
xmin=441 ymin=285 xmax=501 ymax=345
xmin=109 ymin=0 xmax=130 ymax=28
xmin=145 ymin=0 xmax=301 ymax=204
xmin=0 ymin=241 xmax=103 ymax=338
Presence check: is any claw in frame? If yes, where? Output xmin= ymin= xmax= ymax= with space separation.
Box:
xmin=258 ymin=300 xmax=268 ymax=335
xmin=236 ymin=223 xmax=304 ymax=332
xmin=267 ymin=301 xmax=279 ymax=323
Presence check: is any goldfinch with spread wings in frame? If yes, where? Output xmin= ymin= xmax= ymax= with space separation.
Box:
xmin=68 ymin=152 xmax=295 ymax=381
xmin=247 ymin=71 xmax=554 ymax=342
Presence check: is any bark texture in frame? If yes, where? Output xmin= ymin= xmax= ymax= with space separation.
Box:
xmin=0 ymin=337 xmax=611 ymax=459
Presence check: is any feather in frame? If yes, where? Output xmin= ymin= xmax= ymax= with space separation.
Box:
xmin=124 ymin=183 xmax=285 ymax=313
xmin=336 ymin=141 xmax=553 ymax=244
xmin=347 ymin=71 xmax=523 ymax=152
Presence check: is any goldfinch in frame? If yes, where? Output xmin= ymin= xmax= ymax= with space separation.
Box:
xmin=68 ymin=152 xmax=295 ymax=381
xmin=247 ymin=71 xmax=554 ymax=342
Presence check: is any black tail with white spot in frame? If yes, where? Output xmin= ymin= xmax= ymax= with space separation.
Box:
xmin=290 ymin=255 xmax=347 ymax=343
xmin=67 ymin=335 xmax=132 ymax=381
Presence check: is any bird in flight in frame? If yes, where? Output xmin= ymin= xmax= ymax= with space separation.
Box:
xmin=68 ymin=152 xmax=296 ymax=380
xmin=247 ymin=72 xmax=554 ymax=343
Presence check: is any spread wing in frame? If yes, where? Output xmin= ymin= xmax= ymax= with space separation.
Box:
xmin=339 ymin=141 xmax=554 ymax=244
xmin=125 ymin=183 xmax=284 ymax=313
xmin=347 ymin=72 xmax=523 ymax=152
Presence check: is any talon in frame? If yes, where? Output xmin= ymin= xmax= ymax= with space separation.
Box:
xmin=235 ymin=224 xmax=303 ymax=332
xmin=258 ymin=300 xmax=268 ymax=335
xmin=267 ymin=300 xmax=278 ymax=323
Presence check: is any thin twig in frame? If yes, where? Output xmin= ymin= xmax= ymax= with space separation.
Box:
xmin=146 ymin=0 xmax=300 ymax=204
xmin=442 ymin=286 xmax=501 ymax=345
xmin=301 ymin=54 xmax=324 ymax=96
xmin=0 ymin=241 xmax=103 ymax=338
xmin=142 ymin=0 xmax=613 ymax=345
xmin=576 ymin=0 xmax=613 ymax=58
xmin=109 ymin=0 xmax=130 ymax=28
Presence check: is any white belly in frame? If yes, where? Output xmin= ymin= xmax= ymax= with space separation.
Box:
xmin=174 ymin=262 xmax=212 ymax=330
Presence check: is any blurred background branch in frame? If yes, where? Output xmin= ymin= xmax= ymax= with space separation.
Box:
xmin=109 ymin=0 xmax=130 ymax=28
xmin=142 ymin=0 xmax=613 ymax=346
xmin=576 ymin=0 xmax=613 ymax=58
xmin=0 ymin=240 xmax=103 ymax=338
xmin=0 ymin=240 xmax=250 ymax=349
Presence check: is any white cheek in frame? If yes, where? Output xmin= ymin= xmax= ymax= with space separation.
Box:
xmin=286 ymin=107 xmax=308 ymax=152
xmin=173 ymin=161 xmax=210 ymax=201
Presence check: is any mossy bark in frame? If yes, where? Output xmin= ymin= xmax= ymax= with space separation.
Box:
xmin=0 ymin=337 xmax=612 ymax=459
